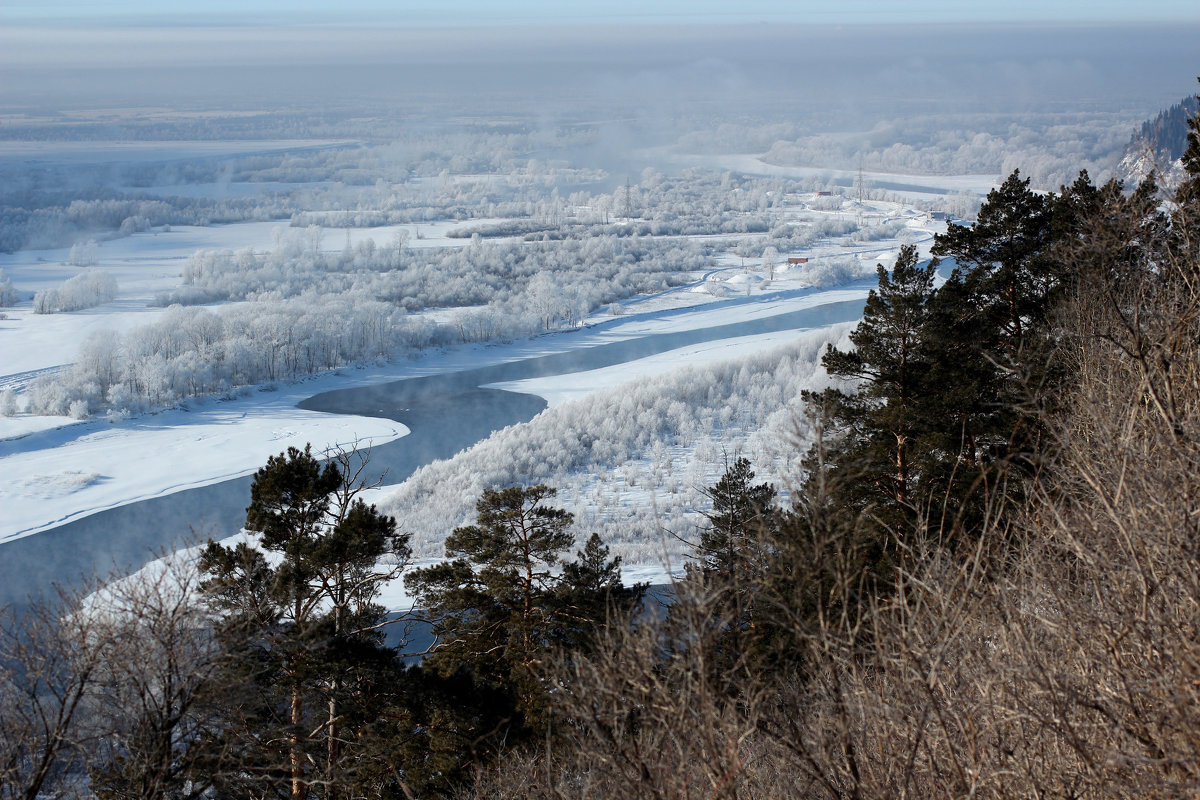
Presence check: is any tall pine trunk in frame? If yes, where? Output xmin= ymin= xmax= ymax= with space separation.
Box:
xmin=291 ymin=685 xmax=304 ymax=800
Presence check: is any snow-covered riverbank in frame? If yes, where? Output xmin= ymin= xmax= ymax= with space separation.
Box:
xmin=0 ymin=189 xmax=949 ymax=600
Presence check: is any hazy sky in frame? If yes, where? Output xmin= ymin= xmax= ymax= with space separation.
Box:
xmin=2 ymin=1 xmax=1197 ymax=115
xmin=3 ymin=0 xmax=1199 ymax=26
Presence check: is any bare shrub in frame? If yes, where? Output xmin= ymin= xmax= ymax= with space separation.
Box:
xmin=986 ymin=189 xmax=1200 ymax=795
xmin=0 ymin=584 xmax=111 ymax=800
xmin=0 ymin=269 xmax=17 ymax=307
xmin=85 ymin=554 xmax=231 ymax=800
xmin=460 ymin=585 xmax=773 ymax=800
xmin=0 ymin=558 xmax=234 ymax=800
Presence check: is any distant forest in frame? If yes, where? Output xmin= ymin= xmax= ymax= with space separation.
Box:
xmin=1133 ymin=93 xmax=1200 ymax=160
xmin=0 ymin=87 xmax=1160 ymax=255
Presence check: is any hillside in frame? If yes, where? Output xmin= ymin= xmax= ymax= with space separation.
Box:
xmin=1119 ymin=93 xmax=1200 ymax=184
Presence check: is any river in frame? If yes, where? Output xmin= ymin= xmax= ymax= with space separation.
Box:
xmin=0 ymin=297 xmax=866 ymax=608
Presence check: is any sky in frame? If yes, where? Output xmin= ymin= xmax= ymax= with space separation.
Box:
xmin=1 ymin=0 xmax=1196 ymax=115
xmin=3 ymin=0 xmax=1199 ymax=26
xmin=5 ymin=0 xmax=1198 ymax=72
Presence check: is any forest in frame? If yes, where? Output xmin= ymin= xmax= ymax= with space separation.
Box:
xmin=2 ymin=79 xmax=1199 ymax=798
xmin=10 ymin=159 xmax=885 ymax=420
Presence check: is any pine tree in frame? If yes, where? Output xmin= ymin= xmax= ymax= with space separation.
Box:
xmin=553 ymin=532 xmax=643 ymax=652
xmin=921 ymin=170 xmax=1102 ymax=530
xmin=197 ymin=444 xmax=409 ymax=800
xmin=671 ymin=458 xmax=780 ymax=690
xmin=1173 ymin=78 xmax=1200 ymax=273
xmin=696 ymin=457 xmax=777 ymax=581
xmin=686 ymin=457 xmax=778 ymax=636
xmin=406 ymin=485 xmax=643 ymax=733
xmin=802 ymin=243 xmax=940 ymax=536
xmin=932 ymin=170 xmax=1057 ymax=351
xmin=407 ymin=485 xmax=572 ymax=679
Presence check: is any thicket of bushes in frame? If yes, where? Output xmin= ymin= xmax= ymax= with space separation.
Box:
xmin=32 ymin=269 xmax=118 ymax=314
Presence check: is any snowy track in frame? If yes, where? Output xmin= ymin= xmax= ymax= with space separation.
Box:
xmin=0 ymin=365 xmax=67 ymax=392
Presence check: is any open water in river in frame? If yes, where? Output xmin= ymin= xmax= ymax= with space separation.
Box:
xmin=0 ymin=297 xmax=866 ymax=608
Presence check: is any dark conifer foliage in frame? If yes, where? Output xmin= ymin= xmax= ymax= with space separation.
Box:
xmin=762 ymin=245 xmax=945 ymax=670
xmin=800 ymin=173 xmax=1092 ymax=553
xmin=695 ymin=456 xmax=778 ymax=583
xmin=683 ymin=457 xmax=778 ymax=642
xmin=406 ymin=485 xmax=643 ymax=733
xmin=406 ymin=485 xmax=574 ymax=680
xmin=801 ymin=244 xmax=940 ymax=539
xmin=354 ymin=665 xmax=521 ymax=799
xmin=1132 ymin=93 xmax=1200 ymax=162
xmin=1174 ymin=79 xmax=1200 ymax=267
xmin=932 ymin=171 xmax=1056 ymax=345
xmin=925 ymin=169 xmax=1103 ymax=518
xmin=197 ymin=444 xmax=410 ymax=800
xmin=553 ymin=532 xmax=644 ymax=653
xmin=1182 ymin=81 xmax=1200 ymax=188
xmin=671 ymin=457 xmax=782 ymax=687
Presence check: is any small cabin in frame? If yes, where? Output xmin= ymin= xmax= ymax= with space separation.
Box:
xmin=816 ymin=191 xmax=834 ymax=196
xmin=787 ymin=257 xmax=808 ymax=265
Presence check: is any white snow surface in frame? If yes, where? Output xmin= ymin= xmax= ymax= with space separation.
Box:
xmin=0 ymin=383 xmax=407 ymax=542
xmin=0 ymin=190 xmax=962 ymax=597
xmin=484 ymin=329 xmax=822 ymax=408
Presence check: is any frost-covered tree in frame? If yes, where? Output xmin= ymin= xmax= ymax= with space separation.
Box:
xmin=0 ymin=388 xmax=16 ymax=417
xmin=0 ymin=269 xmax=17 ymax=307
xmin=32 ymin=270 xmax=117 ymax=314
xmin=762 ymin=245 xmax=779 ymax=281
xmin=68 ymin=240 xmax=99 ymax=267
